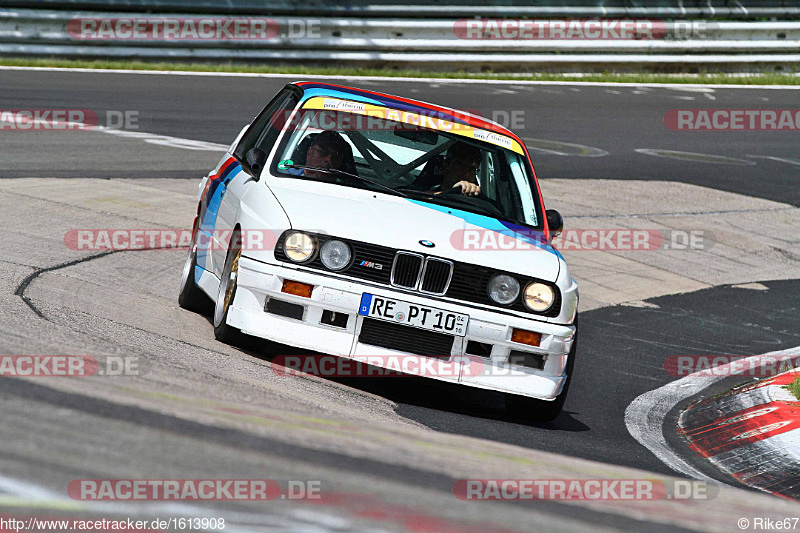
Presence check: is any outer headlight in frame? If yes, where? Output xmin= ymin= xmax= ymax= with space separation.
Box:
xmin=284 ymin=232 xmax=315 ymax=263
xmin=487 ymin=274 xmax=520 ymax=305
xmin=320 ymin=240 xmax=351 ymax=270
xmin=524 ymin=282 xmax=555 ymax=312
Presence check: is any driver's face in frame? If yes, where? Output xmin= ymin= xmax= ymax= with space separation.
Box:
xmin=306 ymin=143 xmax=344 ymax=170
xmin=442 ymin=157 xmax=480 ymax=188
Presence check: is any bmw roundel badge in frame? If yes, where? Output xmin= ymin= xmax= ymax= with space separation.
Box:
xmin=419 ymin=240 xmax=435 ymax=248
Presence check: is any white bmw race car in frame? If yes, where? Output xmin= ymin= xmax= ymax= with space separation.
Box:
xmin=179 ymin=82 xmax=578 ymax=421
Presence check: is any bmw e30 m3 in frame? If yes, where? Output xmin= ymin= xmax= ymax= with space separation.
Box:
xmin=179 ymin=82 xmax=578 ymax=421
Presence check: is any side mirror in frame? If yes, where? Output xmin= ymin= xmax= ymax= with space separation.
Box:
xmin=244 ymin=147 xmax=267 ymax=179
xmin=546 ymin=209 xmax=563 ymax=239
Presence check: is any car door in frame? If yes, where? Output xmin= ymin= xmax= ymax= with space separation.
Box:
xmin=211 ymin=87 xmax=301 ymax=278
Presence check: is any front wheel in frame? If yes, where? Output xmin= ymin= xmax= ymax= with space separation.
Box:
xmin=178 ymin=221 xmax=210 ymax=314
xmin=505 ymin=316 xmax=578 ymax=423
xmin=213 ymin=229 xmax=243 ymax=343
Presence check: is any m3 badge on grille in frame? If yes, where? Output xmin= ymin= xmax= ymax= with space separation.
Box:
xmin=359 ymin=260 xmax=383 ymax=270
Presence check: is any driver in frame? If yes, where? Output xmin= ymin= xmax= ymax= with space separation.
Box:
xmin=284 ymin=130 xmax=349 ymax=179
xmin=302 ymin=130 xmax=348 ymax=178
xmin=411 ymin=142 xmax=482 ymax=196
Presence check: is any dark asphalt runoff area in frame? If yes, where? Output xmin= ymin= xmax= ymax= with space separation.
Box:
xmin=390 ymin=279 xmax=800 ymax=482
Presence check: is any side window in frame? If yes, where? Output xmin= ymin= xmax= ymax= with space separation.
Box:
xmin=233 ymin=87 xmax=299 ymax=162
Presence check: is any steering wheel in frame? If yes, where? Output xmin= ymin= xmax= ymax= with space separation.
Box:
xmin=436 ymin=185 xmax=506 ymax=217
xmin=437 ymin=184 xmax=474 ymax=196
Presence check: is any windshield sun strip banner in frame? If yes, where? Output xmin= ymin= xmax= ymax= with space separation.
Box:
xmin=301 ymin=96 xmax=524 ymax=155
xmin=297 ymin=83 xmax=478 ymax=128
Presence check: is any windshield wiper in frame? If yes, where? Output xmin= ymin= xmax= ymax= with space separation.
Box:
xmin=280 ymin=165 xmax=408 ymax=198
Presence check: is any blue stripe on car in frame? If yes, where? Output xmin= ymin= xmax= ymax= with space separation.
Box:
xmin=196 ymin=160 xmax=241 ymax=277
xmin=406 ymin=200 xmax=562 ymax=259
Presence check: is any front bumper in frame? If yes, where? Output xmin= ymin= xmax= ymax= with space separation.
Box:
xmin=228 ymin=256 xmax=576 ymax=400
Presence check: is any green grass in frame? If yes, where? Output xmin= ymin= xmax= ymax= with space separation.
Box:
xmin=783 ymin=376 xmax=800 ymax=401
xmin=2 ymin=57 xmax=799 ymax=85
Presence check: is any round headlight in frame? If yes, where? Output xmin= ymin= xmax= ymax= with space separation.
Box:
xmin=284 ymin=232 xmax=315 ymax=263
xmin=524 ymin=282 xmax=555 ymax=312
xmin=487 ymin=274 xmax=520 ymax=305
xmin=320 ymin=240 xmax=351 ymax=271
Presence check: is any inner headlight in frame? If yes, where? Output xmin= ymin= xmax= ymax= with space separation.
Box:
xmin=284 ymin=232 xmax=315 ymax=262
xmin=320 ymin=240 xmax=351 ymax=270
xmin=524 ymin=282 xmax=555 ymax=312
xmin=487 ymin=274 xmax=520 ymax=305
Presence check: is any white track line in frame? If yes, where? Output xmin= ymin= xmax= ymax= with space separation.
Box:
xmin=625 ymin=345 xmax=800 ymax=481
xmin=0 ymin=112 xmax=228 ymax=151
xmin=0 ymin=473 xmax=64 ymax=500
xmin=2 ymin=65 xmax=799 ymax=90
xmin=98 ymin=126 xmax=228 ymax=151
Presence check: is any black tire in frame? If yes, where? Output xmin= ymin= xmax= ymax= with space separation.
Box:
xmin=505 ymin=315 xmax=578 ymax=423
xmin=213 ymin=229 xmax=243 ymax=343
xmin=178 ymin=222 xmax=211 ymax=314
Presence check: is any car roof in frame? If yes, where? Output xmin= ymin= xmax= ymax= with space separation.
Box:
xmin=291 ymin=81 xmax=523 ymax=144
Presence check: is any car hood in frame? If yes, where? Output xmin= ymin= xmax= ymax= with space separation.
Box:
xmin=267 ymin=178 xmax=561 ymax=282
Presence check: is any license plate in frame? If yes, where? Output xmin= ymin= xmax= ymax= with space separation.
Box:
xmin=358 ymin=294 xmax=469 ymax=336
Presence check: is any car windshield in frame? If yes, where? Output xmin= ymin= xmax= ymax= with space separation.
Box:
xmin=271 ymin=99 xmax=542 ymax=228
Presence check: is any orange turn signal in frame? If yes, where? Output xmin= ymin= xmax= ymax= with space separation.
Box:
xmin=281 ymin=280 xmax=314 ymax=298
xmin=511 ymin=328 xmax=542 ymax=347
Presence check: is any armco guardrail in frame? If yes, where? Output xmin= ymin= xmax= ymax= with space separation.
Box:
xmin=1 ymin=0 xmax=799 ymax=18
xmin=1 ymin=8 xmax=799 ymax=71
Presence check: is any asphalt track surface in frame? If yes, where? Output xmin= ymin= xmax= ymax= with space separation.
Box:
xmin=1 ymin=69 xmax=800 ymax=531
